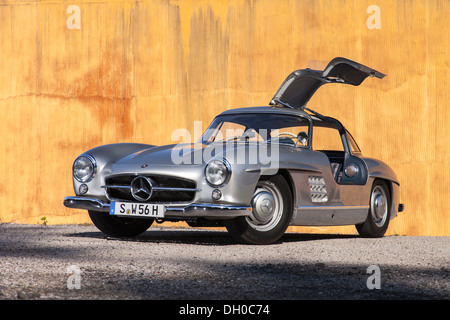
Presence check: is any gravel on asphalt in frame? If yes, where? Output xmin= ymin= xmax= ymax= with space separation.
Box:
xmin=0 ymin=223 xmax=448 ymax=301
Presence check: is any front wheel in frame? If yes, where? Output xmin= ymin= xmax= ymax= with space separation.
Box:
xmin=356 ymin=180 xmax=391 ymax=238
xmin=89 ymin=210 xmax=153 ymax=237
xmin=225 ymin=175 xmax=293 ymax=244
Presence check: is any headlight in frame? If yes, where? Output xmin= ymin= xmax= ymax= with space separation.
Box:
xmin=73 ymin=155 xmax=96 ymax=183
xmin=205 ymin=159 xmax=231 ymax=186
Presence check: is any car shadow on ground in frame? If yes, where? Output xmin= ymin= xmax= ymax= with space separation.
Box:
xmin=67 ymin=228 xmax=360 ymax=246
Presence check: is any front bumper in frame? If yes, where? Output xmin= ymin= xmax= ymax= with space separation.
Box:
xmin=63 ymin=196 xmax=252 ymax=219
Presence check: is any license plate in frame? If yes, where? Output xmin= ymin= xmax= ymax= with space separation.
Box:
xmin=110 ymin=202 xmax=165 ymax=219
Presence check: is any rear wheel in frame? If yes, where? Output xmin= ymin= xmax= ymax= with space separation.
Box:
xmin=356 ymin=180 xmax=390 ymax=238
xmin=89 ymin=210 xmax=153 ymax=237
xmin=225 ymin=175 xmax=293 ymax=244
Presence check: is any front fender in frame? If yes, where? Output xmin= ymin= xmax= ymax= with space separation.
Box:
xmin=72 ymin=143 xmax=155 ymax=198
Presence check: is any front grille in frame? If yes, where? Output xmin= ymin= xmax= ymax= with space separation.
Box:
xmin=103 ymin=174 xmax=198 ymax=203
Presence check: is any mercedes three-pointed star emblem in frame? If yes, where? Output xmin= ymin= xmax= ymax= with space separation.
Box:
xmin=130 ymin=176 xmax=154 ymax=202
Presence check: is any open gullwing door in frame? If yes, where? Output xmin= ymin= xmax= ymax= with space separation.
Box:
xmin=270 ymin=57 xmax=386 ymax=110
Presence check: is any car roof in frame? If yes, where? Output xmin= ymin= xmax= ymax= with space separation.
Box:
xmin=218 ymin=106 xmax=340 ymax=126
xmin=218 ymin=106 xmax=311 ymax=118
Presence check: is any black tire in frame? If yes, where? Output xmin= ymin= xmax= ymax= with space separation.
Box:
xmin=225 ymin=175 xmax=293 ymax=245
xmin=356 ymin=180 xmax=391 ymax=238
xmin=89 ymin=210 xmax=153 ymax=237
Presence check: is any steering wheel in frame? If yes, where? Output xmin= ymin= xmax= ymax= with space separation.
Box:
xmin=272 ymin=132 xmax=297 ymax=138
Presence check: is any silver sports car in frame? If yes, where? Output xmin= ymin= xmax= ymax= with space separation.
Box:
xmin=64 ymin=57 xmax=404 ymax=244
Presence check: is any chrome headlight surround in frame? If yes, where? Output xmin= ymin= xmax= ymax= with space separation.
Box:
xmin=205 ymin=158 xmax=231 ymax=186
xmin=73 ymin=154 xmax=97 ymax=183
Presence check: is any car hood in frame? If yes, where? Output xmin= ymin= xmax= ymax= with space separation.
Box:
xmin=113 ymin=144 xmax=203 ymax=167
xmin=112 ymin=142 xmax=280 ymax=170
xmin=270 ymin=57 xmax=386 ymax=109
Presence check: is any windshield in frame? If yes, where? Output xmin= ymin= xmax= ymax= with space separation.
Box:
xmin=201 ymin=113 xmax=311 ymax=147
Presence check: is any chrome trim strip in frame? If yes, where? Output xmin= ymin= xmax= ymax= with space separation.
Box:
xmin=153 ymin=187 xmax=201 ymax=192
xmin=101 ymin=186 xmax=200 ymax=192
xmin=64 ymin=196 xmax=110 ymax=212
xmin=297 ymin=205 xmax=369 ymax=210
xmin=292 ymin=204 xmax=369 ymax=226
xmin=101 ymin=185 xmax=131 ymax=189
xmin=64 ymin=196 xmax=251 ymax=218
xmin=167 ymin=203 xmax=251 ymax=211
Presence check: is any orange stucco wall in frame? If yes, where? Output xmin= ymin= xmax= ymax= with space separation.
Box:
xmin=0 ymin=0 xmax=449 ymax=235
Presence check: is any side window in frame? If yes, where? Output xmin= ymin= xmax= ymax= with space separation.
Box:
xmin=347 ymin=131 xmax=362 ymax=154
xmin=312 ymin=126 xmax=344 ymax=151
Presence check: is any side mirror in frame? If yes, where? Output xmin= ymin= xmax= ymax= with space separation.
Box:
xmin=296 ymin=131 xmax=309 ymax=147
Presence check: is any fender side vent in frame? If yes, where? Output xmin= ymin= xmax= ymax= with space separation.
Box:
xmin=308 ymin=176 xmax=328 ymax=203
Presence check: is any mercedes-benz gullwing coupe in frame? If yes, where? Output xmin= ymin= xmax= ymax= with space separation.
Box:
xmin=64 ymin=57 xmax=404 ymax=244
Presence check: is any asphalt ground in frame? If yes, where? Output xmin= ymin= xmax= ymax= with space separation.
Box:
xmin=0 ymin=223 xmax=448 ymax=308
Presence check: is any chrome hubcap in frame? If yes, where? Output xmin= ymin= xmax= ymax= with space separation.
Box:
xmin=371 ymin=186 xmax=388 ymax=227
xmin=247 ymin=182 xmax=283 ymax=232
xmin=251 ymin=191 xmax=275 ymax=224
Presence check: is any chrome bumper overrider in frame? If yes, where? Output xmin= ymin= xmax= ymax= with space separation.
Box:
xmin=63 ymin=196 xmax=252 ymax=218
